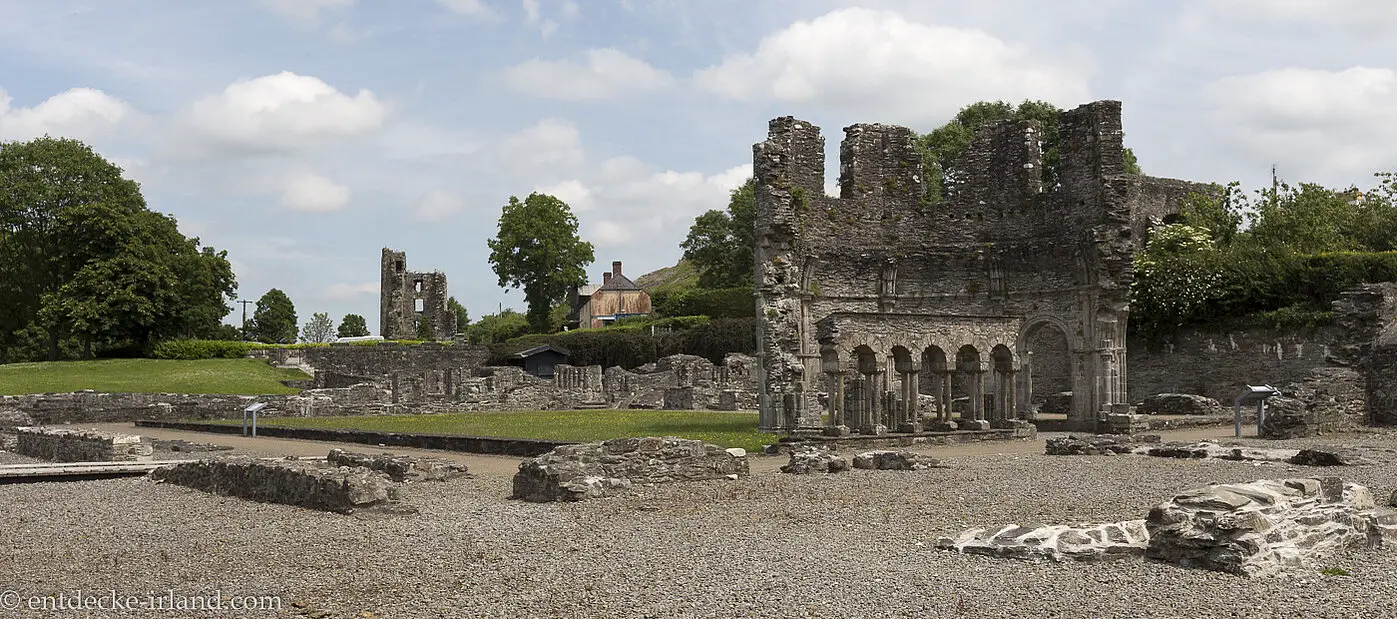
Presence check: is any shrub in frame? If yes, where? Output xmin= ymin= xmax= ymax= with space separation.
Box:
xmin=652 ymin=286 xmax=755 ymax=319
xmin=152 ymin=339 xmax=253 ymax=360
xmin=491 ymin=317 xmax=758 ymax=368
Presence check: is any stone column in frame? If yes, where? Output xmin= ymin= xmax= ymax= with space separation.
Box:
xmin=939 ymin=371 xmax=952 ymax=422
xmin=898 ymin=369 xmax=922 ymax=433
xmin=1019 ymin=352 xmax=1034 ymax=419
xmin=972 ymin=369 xmax=986 ymax=421
xmin=824 ymin=371 xmax=849 ymax=436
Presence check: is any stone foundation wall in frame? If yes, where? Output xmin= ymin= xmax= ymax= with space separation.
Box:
xmin=512 ymin=437 xmax=749 ymax=502
xmin=249 ymin=342 xmax=489 ymax=387
xmin=150 ymin=457 xmax=397 ymax=514
xmin=16 ymin=427 xmax=153 ymax=462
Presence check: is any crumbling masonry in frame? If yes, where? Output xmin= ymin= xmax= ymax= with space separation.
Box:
xmin=754 ymin=100 xmax=1213 ymax=433
xmin=380 ymin=248 xmax=457 ymax=340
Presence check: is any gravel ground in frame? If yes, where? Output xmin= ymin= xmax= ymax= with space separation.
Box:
xmin=3 ymin=431 xmax=1397 ymax=618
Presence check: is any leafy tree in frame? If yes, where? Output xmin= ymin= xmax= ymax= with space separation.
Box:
xmin=337 ymin=314 xmax=370 ymax=338
xmin=681 ymin=178 xmax=755 ymax=288
xmin=0 ymin=137 xmax=236 ymax=361
xmin=447 ymin=296 xmax=470 ymax=331
xmin=301 ymin=312 xmax=335 ymax=343
xmin=486 ymin=193 xmax=595 ymax=332
xmin=466 ymin=309 xmax=530 ymax=344
xmin=249 ymin=289 xmax=298 ymax=344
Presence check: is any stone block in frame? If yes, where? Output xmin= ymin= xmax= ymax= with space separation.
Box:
xmin=1289 ymin=448 xmax=1373 ymax=467
xmin=961 ymin=420 xmax=991 ymax=431
xmin=15 ymin=427 xmax=153 ymax=462
xmin=1137 ymin=393 xmax=1224 ymax=415
xmin=780 ymin=446 xmax=849 ymax=475
xmin=326 ymin=449 xmax=469 ymax=482
xmin=938 ymin=520 xmax=1149 ymax=562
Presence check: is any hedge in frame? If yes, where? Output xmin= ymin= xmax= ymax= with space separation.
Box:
xmin=152 ymin=339 xmax=253 ymax=360
xmin=490 ymin=317 xmax=757 ymax=368
xmin=651 ymin=286 xmax=755 ymax=319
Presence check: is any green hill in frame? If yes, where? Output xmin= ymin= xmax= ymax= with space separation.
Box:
xmin=0 ymin=358 xmax=310 ymax=395
xmin=635 ymin=259 xmax=700 ymax=295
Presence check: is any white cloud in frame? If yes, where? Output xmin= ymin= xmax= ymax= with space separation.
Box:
xmin=412 ymin=189 xmax=468 ymax=222
xmin=437 ymin=0 xmax=495 ymax=19
xmin=693 ymin=8 xmax=1091 ymax=126
xmin=0 ymin=87 xmax=140 ymax=142
xmin=1205 ymin=66 xmax=1397 ymax=183
xmin=503 ymin=49 xmax=674 ymax=101
xmin=521 ymin=0 xmax=560 ymax=37
xmin=280 ymin=172 xmax=352 ymax=212
xmin=324 ymin=281 xmax=379 ymax=300
xmin=171 ymin=71 xmax=388 ymax=158
xmin=535 ymin=179 xmax=592 ymax=211
xmin=260 ymin=0 xmax=354 ymax=22
xmin=491 ymin=117 xmax=585 ymax=173
xmin=577 ymin=160 xmax=750 ymax=250
xmin=1192 ymin=0 xmax=1397 ymax=34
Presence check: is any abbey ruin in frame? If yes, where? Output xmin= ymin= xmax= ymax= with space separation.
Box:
xmin=754 ymin=100 xmax=1214 ymax=433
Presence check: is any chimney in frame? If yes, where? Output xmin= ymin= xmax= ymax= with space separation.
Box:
xmin=602 ymin=272 xmax=612 ymax=285
xmin=612 ymin=261 xmax=623 ymax=277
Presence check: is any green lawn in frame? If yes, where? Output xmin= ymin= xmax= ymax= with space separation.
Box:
xmin=0 ymin=358 xmax=310 ymax=395
xmin=211 ymin=410 xmax=771 ymax=451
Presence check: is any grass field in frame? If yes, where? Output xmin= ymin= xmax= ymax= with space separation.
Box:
xmin=0 ymin=358 xmax=310 ymax=396
xmin=211 ymin=409 xmax=771 ymax=451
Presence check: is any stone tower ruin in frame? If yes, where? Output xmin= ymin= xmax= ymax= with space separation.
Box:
xmin=753 ymin=100 xmax=1212 ymax=433
xmin=380 ymin=248 xmax=457 ymax=340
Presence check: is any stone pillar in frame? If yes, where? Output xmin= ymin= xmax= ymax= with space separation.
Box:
xmin=824 ymin=371 xmax=848 ymax=435
xmin=972 ymin=370 xmax=986 ymax=421
xmin=1019 ymin=352 xmax=1034 ymax=419
xmin=898 ymin=370 xmax=921 ymax=433
xmin=939 ymin=371 xmax=952 ymax=422
xmin=1005 ymin=370 xmax=1018 ymax=420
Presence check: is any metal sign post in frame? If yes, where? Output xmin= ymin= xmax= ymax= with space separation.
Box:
xmin=242 ymin=402 xmax=267 ymax=437
xmin=1232 ymin=385 xmax=1278 ymax=438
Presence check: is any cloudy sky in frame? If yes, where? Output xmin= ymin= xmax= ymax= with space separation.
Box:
xmin=2 ymin=0 xmax=1395 ymax=333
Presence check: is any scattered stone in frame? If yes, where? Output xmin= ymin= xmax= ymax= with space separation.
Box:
xmin=781 ymin=446 xmax=849 ymax=475
xmin=0 ymin=410 xmax=36 ymax=428
xmin=1045 ymin=434 xmax=1159 ymax=456
xmin=1289 ymin=448 xmax=1374 ymax=467
xmin=16 ymin=427 xmax=153 ymax=462
xmin=1137 ymin=393 xmax=1224 ymax=415
xmin=937 ymin=520 xmax=1149 ymax=562
xmin=150 ymin=457 xmax=399 ymax=514
xmin=511 ymin=437 xmax=749 ymax=502
xmin=150 ymin=438 xmax=234 ymax=453
xmin=1145 ymin=477 xmax=1392 ymax=576
xmin=327 ymin=448 xmax=469 ymax=482
xmin=1258 ymin=397 xmax=1316 ymax=439
xmin=1099 ymin=413 xmax=1150 ymax=435
xmin=851 ymin=450 xmax=944 ymax=471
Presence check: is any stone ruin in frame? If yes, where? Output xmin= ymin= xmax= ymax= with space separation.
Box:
xmin=511 ymin=436 xmax=749 ymax=502
xmin=753 ymin=100 xmax=1216 ymax=435
xmin=150 ymin=449 xmax=469 ymax=514
xmin=780 ymin=446 xmax=946 ymax=474
xmin=939 ymin=476 xmax=1397 ymax=576
xmin=15 ymin=427 xmax=153 ymax=462
xmin=380 ymin=247 xmax=457 ymax=341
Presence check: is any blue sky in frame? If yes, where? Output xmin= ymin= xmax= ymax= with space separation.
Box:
xmin=3 ymin=0 xmax=1395 ymax=333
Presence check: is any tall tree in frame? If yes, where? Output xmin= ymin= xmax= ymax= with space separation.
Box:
xmin=250 ymin=289 xmax=298 ymax=344
xmin=486 ymin=193 xmax=595 ymax=332
xmin=301 ymin=312 xmax=335 ymax=343
xmin=0 ymin=136 xmax=236 ymax=360
xmin=681 ymin=178 xmax=755 ymax=288
xmin=337 ymin=314 xmax=370 ymax=338
xmin=447 ymin=296 xmax=470 ymax=331
xmin=465 ymin=309 xmax=529 ymax=344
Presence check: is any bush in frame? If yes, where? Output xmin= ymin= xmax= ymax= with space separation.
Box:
xmin=652 ymin=286 xmax=755 ymax=319
xmin=152 ymin=339 xmax=253 ymax=360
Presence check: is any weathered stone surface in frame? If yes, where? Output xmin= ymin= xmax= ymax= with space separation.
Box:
xmin=150 ymin=457 xmax=398 ymax=514
xmin=1099 ymin=413 xmax=1150 ymax=435
xmin=326 ymin=448 xmax=469 ymax=482
xmin=1040 ymin=392 xmax=1073 ymax=415
xmin=1137 ymin=393 xmax=1223 ymax=415
xmin=851 ymin=450 xmax=943 ymax=471
xmin=1145 ymin=478 xmax=1384 ymax=576
xmin=511 ymin=437 xmax=749 ymax=502
xmin=938 ymin=520 xmax=1150 ymax=562
xmin=781 ymin=446 xmax=850 ymax=475
xmin=16 ymin=427 xmax=153 ymax=462
xmin=0 ymin=410 xmax=35 ymax=428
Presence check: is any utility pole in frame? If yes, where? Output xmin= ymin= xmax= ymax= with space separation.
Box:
xmin=238 ymin=299 xmax=255 ymax=341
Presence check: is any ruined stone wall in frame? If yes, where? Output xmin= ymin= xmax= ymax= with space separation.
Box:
xmin=151 ymin=457 xmax=398 ymax=514
xmin=380 ymin=248 xmax=457 ymax=340
xmin=15 ymin=427 xmax=153 ymax=462
xmin=249 ymin=342 xmax=489 ymax=387
xmin=755 ymin=101 xmax=1175 ymax=432
xmin=1335 ymin=283 xmax=1397 ymax=425
xmin=1126 ymin=175 xmax=1219 ymax=244
xmin=1126 ymin=327 xmax=1342 ymax=404
xmin=0 ymin=384 xmax=395 ymax=424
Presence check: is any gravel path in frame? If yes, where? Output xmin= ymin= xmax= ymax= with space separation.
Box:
xmin=3 ymin=431 xmax=1397 ymax=618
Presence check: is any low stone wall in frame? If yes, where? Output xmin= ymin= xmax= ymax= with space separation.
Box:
xmin=16 ymin=427 xmax=153 ymax=462
xmin=767 ymin=424 xmax=1035 ymax=454
xmin=249 ymin=342 xmax=491 ymax=387
xmin=325 ymin=448 xmax=469 ymax=482
xmin=0 ymin=384 xmax=395 ymax=425
xmin=135 ymin=420 xmax=572 ymax=457
xmin=512 ymin=437 xmax=749 ymax=502
xmin=150 ymin=457 xmax=398 ymax=514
